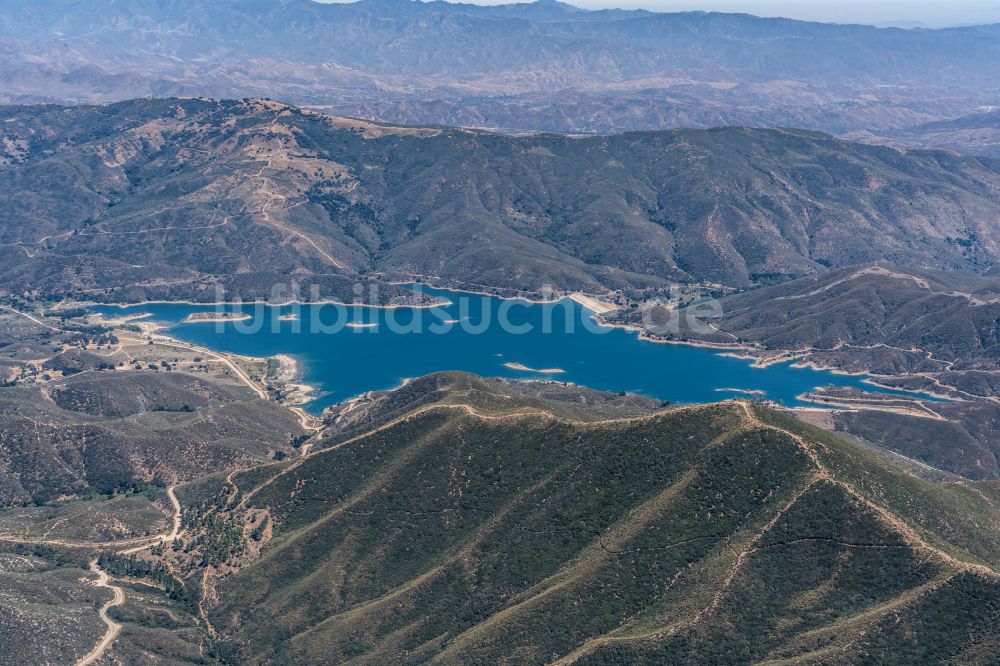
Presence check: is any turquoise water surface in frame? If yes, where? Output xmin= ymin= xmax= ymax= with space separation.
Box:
xmin=95 ymin=288 xmax=926 ymax=414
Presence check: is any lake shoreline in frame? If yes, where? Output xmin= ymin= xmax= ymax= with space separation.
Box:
xmin=589 ymin=313 xmax=882 ymax=379
xmin=64 ymin=295 xmax=452 ymax=310
xmin=74 ymin=278 xmax=620 ymax=317
xmin=272 ymin=354 xmax=318 ymax=407
xmin=82 ymin=287 xmax=947 ymax=413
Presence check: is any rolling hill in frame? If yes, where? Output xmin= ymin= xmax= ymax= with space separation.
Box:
xmin=0 ymin=374 xmax=302 ymax=504
xmin=3 ymin=362 xmax=1000 ymax=663
xmin=2 ymin=4 xmax=1000 ymax=662
xmin=630 ymin=263 xmax=1000 ymax=373
xmin=0 ymin=307 xmax=305 ymax=504
xmin=190 ymin=373 xmax=1000 ymax=664
xmin=603 ymin=263 xmax=1000 ymax=485
xmin=853 ymin=110 xmax=1000 ymax=159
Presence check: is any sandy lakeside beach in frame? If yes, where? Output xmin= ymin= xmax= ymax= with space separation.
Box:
xmin=567 ymin=293 xmax=618 ymax=314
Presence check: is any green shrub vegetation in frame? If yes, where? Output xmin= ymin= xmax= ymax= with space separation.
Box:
xmin=198 ymin=376 xmax=1000 ymax=664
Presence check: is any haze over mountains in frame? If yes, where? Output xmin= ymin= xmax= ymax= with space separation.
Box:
xmin=853 ymin=109 xmax=1000 ymax=159
xmin=1 ymin=0 xmax=999 ymax=144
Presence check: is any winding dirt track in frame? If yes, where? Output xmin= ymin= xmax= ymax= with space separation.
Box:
xmin=0 ymin=304 xmax=60 ymax=331
xmin=9 ymin=398 xmax=996 ymax=665
xmin=68 ymin=486 xmax=183 ymax=666
xmin=74 ymin=561 xmax=125 ymax=666
xmin=147 ymin=334 xmax=322 ymax=432
xmin=234 ymin=401 xmax=715 ymax=510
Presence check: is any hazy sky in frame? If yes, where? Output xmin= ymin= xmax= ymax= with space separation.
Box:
xmin=319 ymin=0 xmax=1000 ymax=27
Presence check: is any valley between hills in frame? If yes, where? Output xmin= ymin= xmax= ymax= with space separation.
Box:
xmin=2 ymin=97 xmax=1000 ymax=664
xmin=5 ymin=96 xmax=1000 ymax=393
xmin=2 ymin=0 xmax=1000 ymax=662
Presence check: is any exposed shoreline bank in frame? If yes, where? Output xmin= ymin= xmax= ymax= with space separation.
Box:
xmin=503 ymin=362 xmax=566 ymax=374
xmin=273 ymin=354 xmax=318 ymax=407
xmin=183 ymin=313 xmax=252 ymax=323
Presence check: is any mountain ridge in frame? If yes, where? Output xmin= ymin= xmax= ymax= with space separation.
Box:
xmin=3 ymin=98 xmax=1000 ymax=298
xmin=1 ymin=0 xmax=999 ymax=137
xmin=192 ymin=372 xmax=1000 ymax=664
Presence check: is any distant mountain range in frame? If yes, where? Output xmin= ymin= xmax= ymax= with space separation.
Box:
xmin=0 ymin=0 xmax=998 ymax=141
xmin=3 ymin=98 xmax=1000 ymax=298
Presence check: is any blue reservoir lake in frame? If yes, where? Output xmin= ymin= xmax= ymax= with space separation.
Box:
xmin=96 ymin=288 xmax=924 ymax=414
